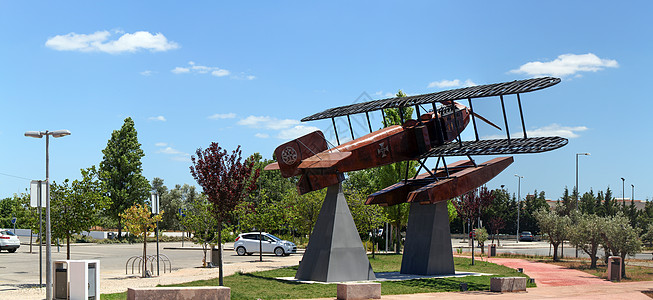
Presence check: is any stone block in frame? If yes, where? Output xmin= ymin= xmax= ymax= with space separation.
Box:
xmin=127 ymin=286 xmax=230 ymax=300
xmin=336 ymin=282 xmax=381 ymax=300
xmin=490 ymin=277 xmax=527 ymax=292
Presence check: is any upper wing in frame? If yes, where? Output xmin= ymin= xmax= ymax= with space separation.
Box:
xmin=301 ymin=77 xmax=560 ymax=122
xmin=419 ymin=136 xmax=568 ymax=158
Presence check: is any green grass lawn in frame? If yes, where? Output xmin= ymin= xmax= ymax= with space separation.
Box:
xmin=101 ymin=254 xmax=532 ymax=299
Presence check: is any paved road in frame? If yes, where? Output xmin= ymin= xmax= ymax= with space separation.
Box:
xmin=0 ymin=241 xmax=295 ymax=290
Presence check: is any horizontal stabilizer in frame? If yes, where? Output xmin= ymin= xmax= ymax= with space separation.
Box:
xmin=264 ymin=162 xmax=280 ymax=171
xmin=297 ymin=152 xmax=352 ymax=169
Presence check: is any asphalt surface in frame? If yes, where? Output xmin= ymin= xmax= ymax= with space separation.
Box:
xmin=0 ymin=241 xmax=295 ymax=290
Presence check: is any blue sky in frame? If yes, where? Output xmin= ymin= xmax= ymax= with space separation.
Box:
xmin=1 ymin=1 xmax=651 ymax=202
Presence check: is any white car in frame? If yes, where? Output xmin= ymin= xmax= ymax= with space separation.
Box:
xmin=234 ymin=232 xmax=296 ymax=256
xmin=0 ymin=230 xmax=20 ymax=253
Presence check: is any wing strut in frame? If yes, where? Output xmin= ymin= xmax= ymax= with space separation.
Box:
xmin=347 ymin=115 xmax=354 ymax=140
xmin=500 ymin=95 xmax=511 ymax=144
xmin=365 ymin=112 xmax=373 ymax=133
xmin=331 ymin=118 xmax=340 ymax=145
xmin=517 ymin=93 xmax=528 ymax=139
xmin=468 ymin=98 xmax=480 ymax=142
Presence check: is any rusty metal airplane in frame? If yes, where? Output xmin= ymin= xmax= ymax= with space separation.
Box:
xmin=265 ymin=77 xmax=568 ymax=205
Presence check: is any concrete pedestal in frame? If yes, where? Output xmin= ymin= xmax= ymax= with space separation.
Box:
xmin=295 ymin=183 xmax=376 ymax=282
xmin=400 ymin=201 xmax=455 ymax=275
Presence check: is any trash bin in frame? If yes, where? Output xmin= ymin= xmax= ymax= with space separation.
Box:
xmin=54 ymin=263 xmax=68 ymax=300
xmin=607 ymin=256 xmax=622 ymax=281
xmin=488 ymin=244 xmax=497 ymax=257
xmin=54 ymin=260 xmax=100 ymax=299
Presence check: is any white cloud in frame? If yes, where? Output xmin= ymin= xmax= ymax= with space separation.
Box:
xmin=374 ymin=91 xmax=396 ymax=98
xmin=427 ymin=79 xmax=477 ymax=89
xmin=277 ymin=125 xmax=321 ymax=140
xmin=510 ymin=53 xmax=618 ymax=77
xmin=208 ymin=113 xmax=236 ymax=120
xmin=148 ymin=116 xmax=166 ymax=122
xmin=171 ymin=67 xmax=190 ymax=74
xmin=46 ymin=31 xmax=179 ymax=54
xmin=155 ymin=144 xmax=191 ymax=162
xmin=237 ymin=116 xmax=300 ymax=130
xmin=255 ymin=133 xmax=269 ymax=138
xmin=140 ymin=70 xmax=154 ymax=76
xmin=172 ymin=61 xmax=231 ymax=78
xmin=212 ymin=69 xmax=230 ymax=77
xmin=527 ymin=124 xmax=588 ymax=138
xmin=482 ymin=123 xmax=588 ymax=139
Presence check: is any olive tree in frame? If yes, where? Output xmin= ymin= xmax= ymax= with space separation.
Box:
xmin=534 ymin=208 xmax=571 ymax=261
xmin=601 ymin=213 xmax=642 ymax=277
xmin=568 ymin=213 xmax=605 ymax=268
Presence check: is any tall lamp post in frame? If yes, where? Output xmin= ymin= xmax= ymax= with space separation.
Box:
xmin=25 ymin=129 xmax=71 ymax=300
xmin=514 ymin=174 xmax=523 ymax=243
xmin=575 ymin=152 xmax=590 ymax=258
xmin=631 ymin=184 xmax=635 ymax=205
xmin=621 ymin=178 xmax=625 ymax=207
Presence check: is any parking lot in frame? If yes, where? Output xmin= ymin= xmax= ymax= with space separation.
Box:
xmin=0 ymin=240 xmax=302 ymax=291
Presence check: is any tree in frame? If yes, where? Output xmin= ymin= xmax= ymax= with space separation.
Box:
xmin=568 ymin=213 xmax=605 ymax=268
xmin=190 ymin=142 xmax=259 ymax=286
xmin=377 ymin=90 xmax=416 ymax=253
xmin=601 ymin=213 xmax=642 ymax=277
xmin=287 ymin=188 xmax=325 ymax=240
xmin=453 ymin=187 xmax=494 ymax=230
xmin=347 ymin=191 xmax=388 ymax=258
xmin=50 ymin=166 xmax=110 ymax=259
xmin=178 ymin=195 xmax=219 ymax=267
xmin=100 ymin=117 xmax=151 ymax=238
xmin=120 ymin=204 xmax=163 ymax=277
xmin=475 ymin=227 xmax=488 ymax=255
xmin=534 ymin=208 xmax=571 ymax=261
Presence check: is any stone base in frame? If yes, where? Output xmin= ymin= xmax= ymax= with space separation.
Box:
xmin=295 ymin=183 xmax=376 ymax=282
xmin=127 ymin=287 xmax=230 ymax=300
xmin=337 ymin=283 xmax=381 ymax=300
xmin=400 ymin=202 xmax=455 ymax=275
xmin=490 ymin=277 xmax=527 ymax=292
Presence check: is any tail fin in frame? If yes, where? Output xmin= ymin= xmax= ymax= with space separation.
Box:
xmin=273 ymin=130 xmax=328 ymax=178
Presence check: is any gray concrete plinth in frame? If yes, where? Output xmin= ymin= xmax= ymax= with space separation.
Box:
xmin=295 ymin=183 xmax=376 ymax=282
xmin=400 ymin=201 xmax=455 ymax=275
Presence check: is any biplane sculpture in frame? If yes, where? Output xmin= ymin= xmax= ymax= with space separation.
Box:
xmin=266 ymin=76 xmax=568 ymax=280
xmin=266 ymin=77 xmax=568 ymax=205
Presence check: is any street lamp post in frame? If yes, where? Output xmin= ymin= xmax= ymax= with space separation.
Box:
xmin=575 ymin=152 xmax=590 ymax=258
xmin=150 ymin=192 xmax=160 ymax=276
xmin=621 ymin=178 xmax=625 ymax=207
xmin=515 ymin=174 xmax=523 ymax=243
xmin=25 ymin=129 xmax=71 ymax=300
xmin=631 ymin=184 xmax=635 ymax=205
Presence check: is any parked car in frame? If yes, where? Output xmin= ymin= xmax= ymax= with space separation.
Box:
xmin=519 ymin=231 xmax=534 ymax=242
xmin=0 ymin=230 xmax=20 ymax=253
xmin=234 ymin=232 xmax=296 ymax=256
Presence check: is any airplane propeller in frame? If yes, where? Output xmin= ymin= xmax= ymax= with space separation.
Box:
xmin=471 ymin=112 xmax=502 ymax=131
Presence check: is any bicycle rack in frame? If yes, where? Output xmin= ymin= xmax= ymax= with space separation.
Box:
xmin=125 ymin=254 xmax=173 ymax=275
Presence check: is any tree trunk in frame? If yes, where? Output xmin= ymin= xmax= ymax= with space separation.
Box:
xmin=621 ymin=253 xmax=627 ymax=278
xmin=29 ymin=229 xmax=33 ymax=254
xmin=552 ymin=243 xmax=559 ymax=261
xmin=118 ymin=218 xmax=122 ymax=240
xmin=143 ymin=235 xmax=147 ymax=277
xmin=217 ymin=223 xmax=224 ymax=286
xmin=395 ymin=223 xmax=401 ymax=254
xmin=66 ymin=234 xmax=71 ymax=260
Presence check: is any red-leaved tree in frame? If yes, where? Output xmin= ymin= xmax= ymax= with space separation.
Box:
xmin=190 ymin=142 xmax=259 ymax=286
xmin=453 ymin=186 xmax=495 ymax=230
